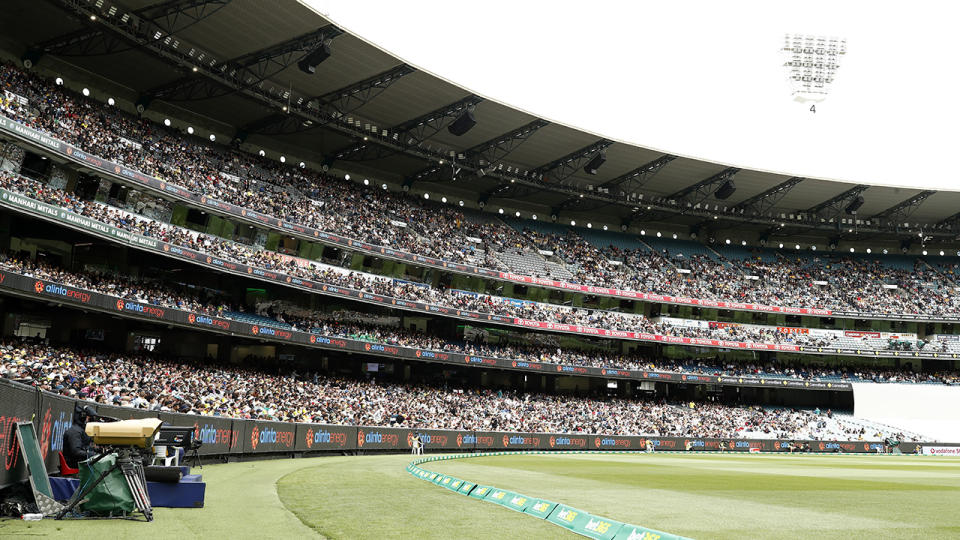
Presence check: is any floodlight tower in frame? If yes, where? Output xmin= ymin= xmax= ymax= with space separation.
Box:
xmin=782 ymin=34 xmax=847 ymax=105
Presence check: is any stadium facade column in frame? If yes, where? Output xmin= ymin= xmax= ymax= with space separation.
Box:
xmin=544 ymin=374 xmax=556 ymax=394
xmin=347 ymin=252 xmax=363 ymax=271
xmin=512 ymin=371 xmax=525 ymax=392
xmin=528 ymin=374 xmax=546 ymax=393
xmin=0 ymin=209 xmax=11 ymax=251
xmin=476 ymin=368 xmax=488 ymax=389
xmin=217 ymin=337 xmax=232 ymax=364
xmin=319 ymin=354 xmax=329 ymax=373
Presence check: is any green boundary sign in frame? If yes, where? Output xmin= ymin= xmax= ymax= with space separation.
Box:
xmin=406 ymin=451 xmax=690 ymax=540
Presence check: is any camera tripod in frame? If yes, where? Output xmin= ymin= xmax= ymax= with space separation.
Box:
xmin=55 ymin=446 xmax=153 ymax=521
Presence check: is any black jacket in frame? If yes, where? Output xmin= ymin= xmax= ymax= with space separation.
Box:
xmin=62 ymin=406 xmax=93 ymax=468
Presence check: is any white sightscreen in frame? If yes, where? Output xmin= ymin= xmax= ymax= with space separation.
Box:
xmin=853 ymin=383 xmax=960 ymax=442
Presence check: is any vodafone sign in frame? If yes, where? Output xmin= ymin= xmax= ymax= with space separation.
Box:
xmin=921 ymin=446 xmax=960 ymax=456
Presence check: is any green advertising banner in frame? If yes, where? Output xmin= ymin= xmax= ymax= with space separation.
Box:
xmin=469 ymin=485 xmax=494 ymax=500
xmin=446 ymin=478 xmax=466 ymax=493
xmin=500 ymin=492 xmax=533 ymax=513
xmin=546 ymin=503 xmax=629 ymax=539
xmin=457 ymin=481 xmax=477 ymax=496
xmin=523 ymin=498 xmax=558 ymax=519
xmin=611 ymin=525 xmax=684 ymax=540
xmin=546 ymin=503 xmax=586 ymax=530
xmin=578 ymin=515 xmax=628 ymax=540
xmin=438 ymin=475 xmax=458 ymax=490
xmin=483 ymin=488 xmax=518 ymax=507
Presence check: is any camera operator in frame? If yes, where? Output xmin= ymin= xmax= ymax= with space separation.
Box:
xmin=63 ymin=404 xmax=97 ymax=468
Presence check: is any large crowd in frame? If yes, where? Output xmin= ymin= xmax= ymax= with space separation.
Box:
xmin=0 ymin=171 xmax=838 ymax=342
xmin=3 ymin=62 xmax=960 ymax=318
xmin=3 ymin=171 xmax=958 ymax=358
xmin=2 ymin=248 xmax=957 ymax=386
xmin=0 ymin=337 xmax=921 ymax=442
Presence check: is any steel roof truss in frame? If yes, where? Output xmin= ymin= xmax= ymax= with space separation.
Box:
xmin=598 ymin=154 xmax=676 ymax=199
xmin=666 ymin=167 xmax=741 ymax=207
xmin=870 ymin=190 xmax=936 ymax=224
xmin=147 ymin=25 xmax=344 ymax=101
xmin=241 ymin=64 xmax=416 ymax=136
xmin=532 ymin=139 xmax=613 ymax=186
xmin=334 ymin=95 xmax=483 ymax=162
xmin=31 ymin=0 xmax=231 ymax=58
xmin=407 ymin=119 xmax=548 ymax=185
xmin=731 ymin=177 xmax=805 ymax=217
xmin=803 ymin=184 xmax=869 ymax=223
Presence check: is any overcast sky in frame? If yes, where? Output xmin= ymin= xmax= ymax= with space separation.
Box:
xmin=307 ymin=0 xmax=960 ymax=191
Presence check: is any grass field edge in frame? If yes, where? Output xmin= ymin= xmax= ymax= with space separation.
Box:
xmin=274 ymin=465 xmax=332 ymax=539
xmin=406 ymin=450 xmax=692 ymax=540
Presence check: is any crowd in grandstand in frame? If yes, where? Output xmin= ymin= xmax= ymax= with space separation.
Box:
xmin=0 ymin=250 xmax=225 ymax=316
xmin=0 ymin=337 xmax=921 ymax=442
xmin=0 ymin=171 xmax=846 ymax=344
xmin=3 ymin=62 xmax=960 ymax=318
xmin=8 ymin=169 xmax=960 ymax=360
xmin=0 ymin=192 xmax=942 ymax=357
xmin=2 ymin=249 xmax=958 ymax=386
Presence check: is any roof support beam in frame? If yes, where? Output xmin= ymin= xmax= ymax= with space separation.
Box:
xmin=407 ymin=119 xmax=548 ymax=185
xmin=551 ymin=155 xmax=675 ymax=211
xmin=935 ymin=210 xmax=960 ymax=227
xmin=467 ymin=119 xmax=549 ymax=170
xmin=145 ymin=0 xmax=232 ymax=36
xmin=666 ymin=167 xmax=740 ymax=202
xmin=626 ymin=167 xmax=739 ymax=223
xmin=600 ymin=154 xmax=675 ymax=191
xmin=227 ymin=27 xmax=344 ymax=80
xmin=145 ymin=25 xmax=344 ymax=101
xmin=731 ymin=177 xmax=805 ymax=216
xmin=870 ymin=190 xmax=936 ymax=224
xmin=532 ymin=139 xmax=613 ymax=186
xmin=333 ymin=95 xmax=484 ymax=162
xmin=932 ymin=210 xmax=960 ymax=235
xmin=317 ymin=64 xmax=416 ymax=119
xmin=796 ymin=184 xmax=871 ymax=231
xmin=29 ymin=0 xmax=231 ymax=58
xmin=239 ymin=64 xmax=416 ymax=136
xmin=477 ymin=138 xmax=612 ymax=201
xmin=804 ymin=185 xmax=868 ymax=215
xmin=486 ymin=184 xmax=545 ymax=201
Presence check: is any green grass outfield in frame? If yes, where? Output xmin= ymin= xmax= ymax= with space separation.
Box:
xmin=0 ymin=453 xmax=957 ymax=539
xmin=428 ymin=453 xmax=960 ymax=539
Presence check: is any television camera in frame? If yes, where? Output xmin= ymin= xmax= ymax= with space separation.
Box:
xmin=56 ymin=407 xmax=198 ymax=521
